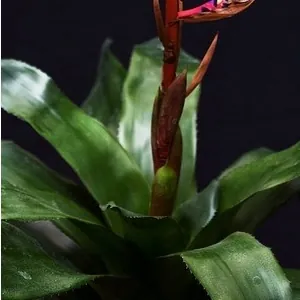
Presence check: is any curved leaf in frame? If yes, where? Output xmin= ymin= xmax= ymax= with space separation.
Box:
xmin=1 ymin=141 xmax=101 ymax=225
xmin=190 ymin=181 xmax=300 ymax=249
xmin=101 ymin=203 xmax=186 ymax=257
xmin=161 ymin=232 xmax=291 ymax=300
xmin=81 ymin=39 xmax=126 ymax=136
xmin=220 ymin=147 xmax=273 ymax=177
xmin=1 ymin=141 xmax=140 ymax=276
xmin=1 ymin=221 xmax=100 ymax=300
xmin=189 ymin=144 xmax=300 ymax=248
xmin=16 ymin=220 xmax=108 ymax=276
xmin=174 ymin=148 xmax=271 ymax=246
xmin=118 ymin=38 xmax=200 ymax=207
xmin=2 ymin=140 xmax=81 ymax=195
xmin=1 ymin=141 xmax=120 ymax=274
xmin=173 ymin=180 xmax=219 ymax=245
xmin=1 ymin=59 xmax=150 ymax=216
xmin=1 ymin=180 xmax=101 ymax=224
xmin=284 ymin=269 xmax=300 ymax=300
xmin=219 ymin=142 xmax=300 ymax=213
xmin=54 ymin=219 xmax=142 ymax=276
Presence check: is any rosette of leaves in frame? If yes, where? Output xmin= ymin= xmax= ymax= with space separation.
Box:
xmin=2 ymin=38 xmax=300 ymax=300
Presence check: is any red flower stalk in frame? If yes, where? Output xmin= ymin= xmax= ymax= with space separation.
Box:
xmin=162 ymin=0 xmax=181 ymax=90
xmin=150 ymin=0 xmax=254 ymax=216
xmin=150 ymin=0 xmax=184 ymax=216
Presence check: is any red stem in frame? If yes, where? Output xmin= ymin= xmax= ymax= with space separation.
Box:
xmin=162 ymin=0 xmax=180 ymax=91
xmin=150 ymin=0 xmax=182 ymax=216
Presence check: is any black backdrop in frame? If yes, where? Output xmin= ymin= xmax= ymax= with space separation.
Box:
xmin=2 ymin=0 xmax=300 ymax=267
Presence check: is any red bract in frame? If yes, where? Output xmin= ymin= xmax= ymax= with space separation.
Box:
xmin=177 ymin=0 xmax=255 ymax=23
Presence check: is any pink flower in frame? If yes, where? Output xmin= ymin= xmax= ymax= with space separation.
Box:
xmin=178 ymin=0 xmax=255 ymax=23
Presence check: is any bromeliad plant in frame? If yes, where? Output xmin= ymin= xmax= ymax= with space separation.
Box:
xmin=1 ymin=0 xmax=300 ymax=299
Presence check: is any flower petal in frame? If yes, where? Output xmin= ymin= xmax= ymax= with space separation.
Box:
xmin=177 ymin=0 xmax=255 ymax=23
xmin=178 ymin=0 xmax=216 ymax=18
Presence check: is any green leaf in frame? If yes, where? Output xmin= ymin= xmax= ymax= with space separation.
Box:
xmin=81 ymin=39 xmax=126 ymax=136
xmin=173 ymin=149 xmax=270 ymax=246
xmin=220 ymin=147 xmax=273 ymax=177
xmin=101 ymin=203 xmax=186 ymax=256
xmin=1 ymin=59 xmax=150 ymax=216
xmin=161 ymin=232 xmax=292 ymax=300
xmin=118 ymin=38 xmax=200 ymax=207
xmin=219 ymin=142 xmax=300 ymax=213
xmin=284 ymin=269 xmax=300 ymax=300
xmin=173 ymin=180 xmax=219 ymax=245
xmin=1 ymin=144 xmax=141 ymax=278
xmin=1 ymin=141 xmax=140 ymax=276
xmin=189 ymin=144 xmax=300 ymax=248
xmin=195 ymin=181 xmax=300 ymax=249
xmin=2 ymin=221 xmax=100 ymax=300
xmin=1 ymin=141 xmax=101 ymax=225
xmin=54 ymin=219 xmax=143 ymax=276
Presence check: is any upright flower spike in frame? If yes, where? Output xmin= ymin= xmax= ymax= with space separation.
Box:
xmin=150 ymin=0 xmax=221 ymax=217
xmin=150 ymin=72 xmax=186 ymax=216
xmin=156 ymin=70 xmax=187 ymax=170
xmin=178 ymin=0 xmax=255 ymax=23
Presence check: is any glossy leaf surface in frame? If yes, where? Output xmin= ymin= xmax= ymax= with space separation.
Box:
xmin=285 ymin=269 xmax=300 ymax=300
xmin=2 ymin=222 xmax=99 ymax=300
xmin=1 ymin=142 xmax=140 ymax=276
xmin=174 ymin=148 xmax=271 ymax=246
xmin=82 ymin=39 xmax=126 ymax=136
xmin=118 ymin=38 xmax=200 ymax=207
xmin=162 ymin=232 xmax=291 ymax=300
xmin=173 ymin=180 xmax=219 ymax=245
xmin=101 ymin=203 xmax=186 ymax=256
xmin=218 ymin=142 xmax=300 ymax=213
xmin=1 ymin=60 xmax=150 ymax=216
xmin=55 ymin=219 xmax=142 ymax=276
xmin=191 ymin=181 xmax=300 ymax=249
xmin=220 ymin=147 xmax=273 ymax=176
xmin=1 ymin=141 xmax=101 ymax=225
xmin=189 ymin=145 xmax=300 ymax=248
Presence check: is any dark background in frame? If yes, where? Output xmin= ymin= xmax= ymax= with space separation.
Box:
xmin=2 ymin=0 xmax=300 ymax=267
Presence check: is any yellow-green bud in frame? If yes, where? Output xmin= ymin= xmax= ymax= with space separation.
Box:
xmin=154 ymin=165 xmax=177 ymax=197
